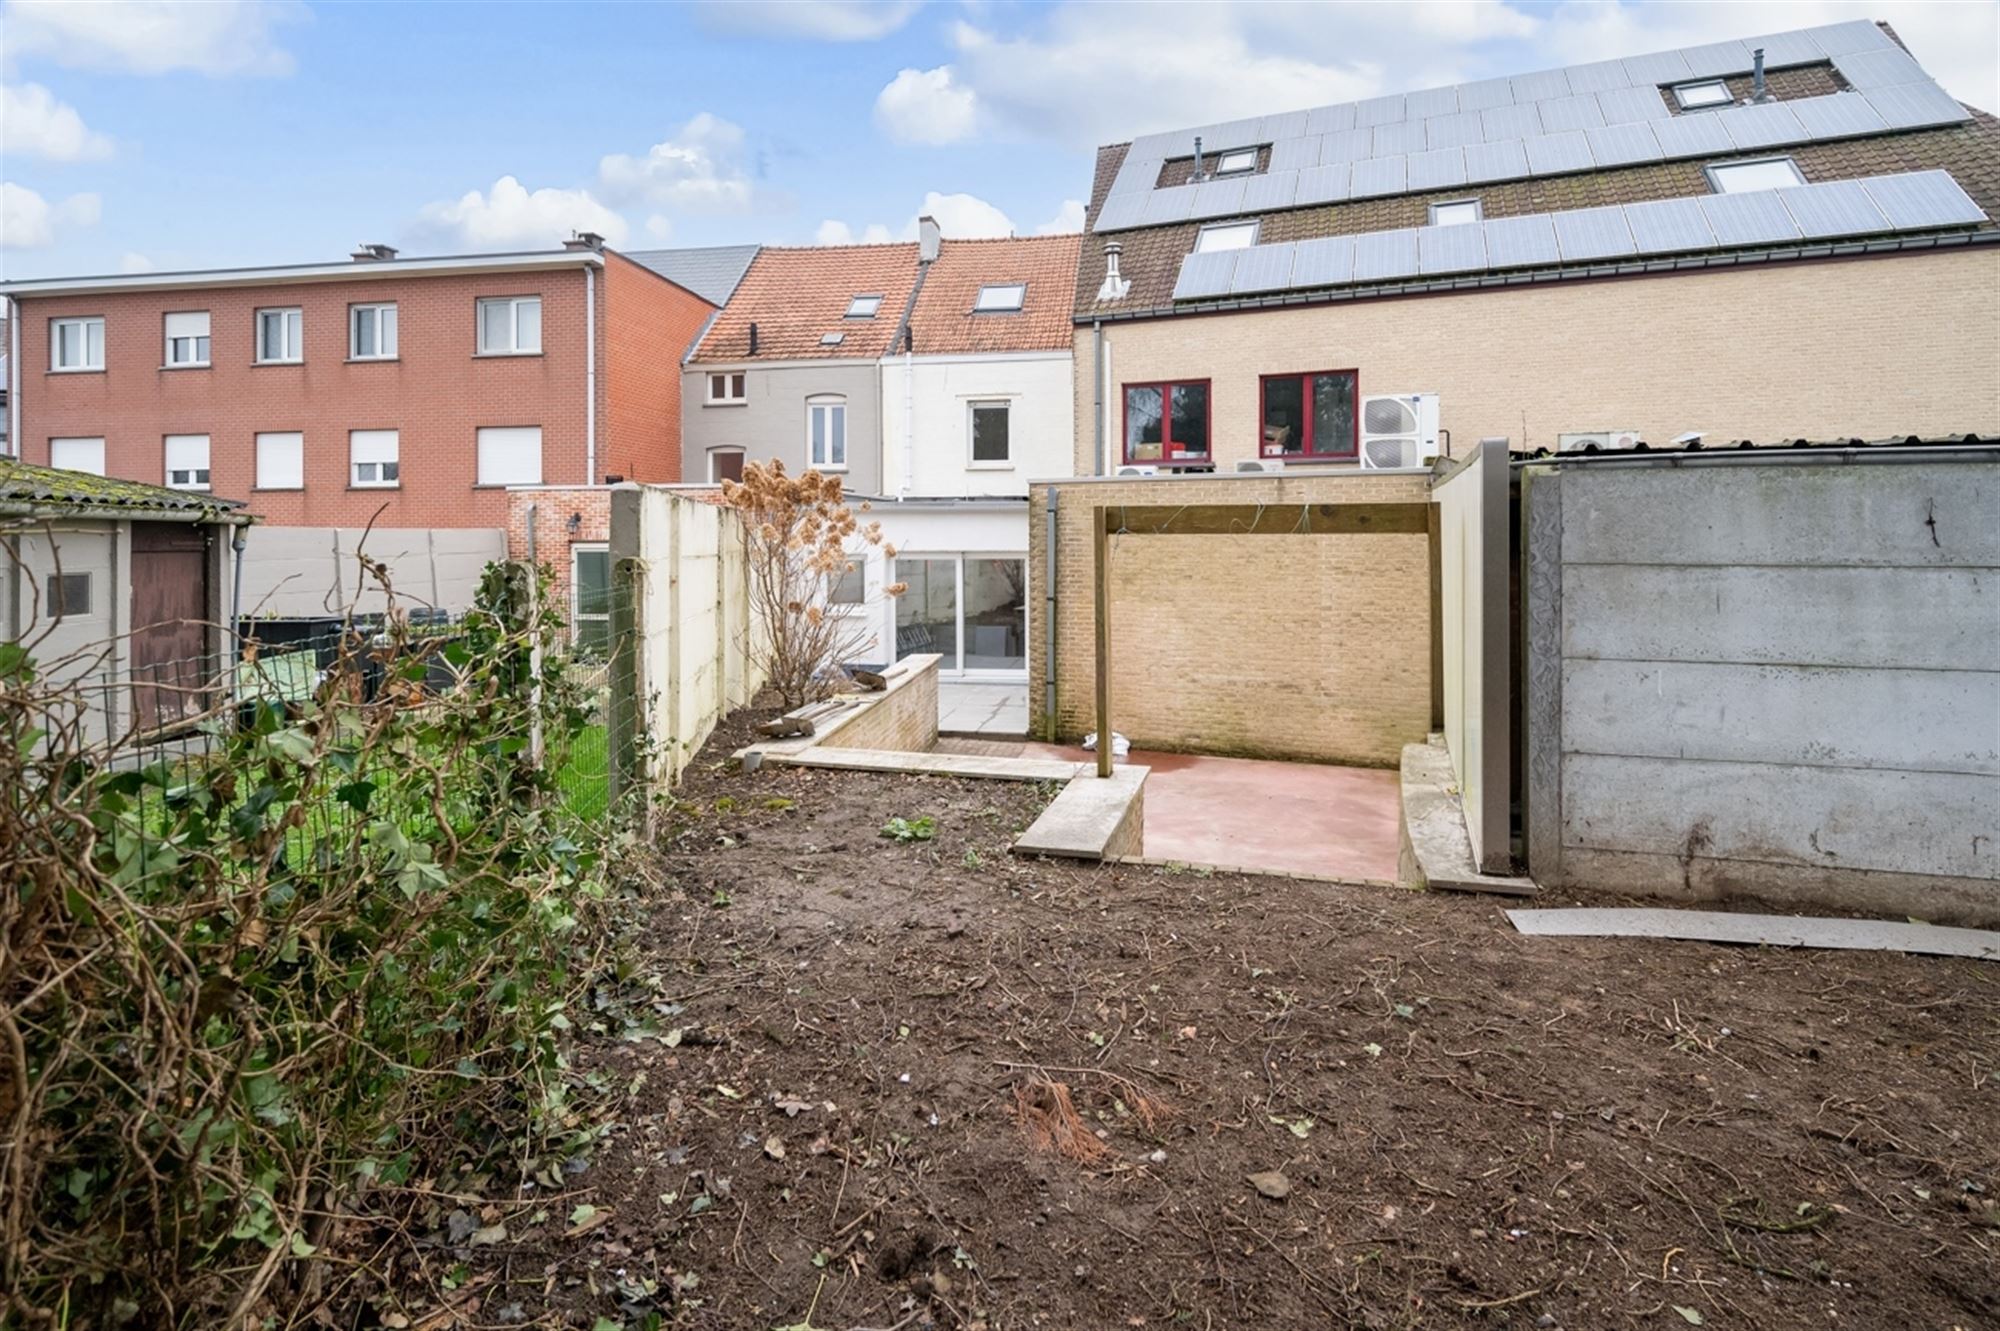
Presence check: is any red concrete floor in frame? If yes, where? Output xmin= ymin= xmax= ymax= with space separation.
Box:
xmin=1023 ymin=744 xmax=1404 ymax=884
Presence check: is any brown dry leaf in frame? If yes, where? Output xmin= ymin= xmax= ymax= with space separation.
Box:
xmin=564 ymin=1207 xmax=612 ymax=1239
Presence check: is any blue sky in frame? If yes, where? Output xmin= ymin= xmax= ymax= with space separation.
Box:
xmin=3 ymin=0 xmax=1995 ymax=278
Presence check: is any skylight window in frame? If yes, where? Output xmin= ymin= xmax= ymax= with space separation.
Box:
xmin=974 ymin=283 xmax=1027 ymax=312
xmin=1194 ymin=221 xmax=1258 ymax=253
xmin=1429 ymin=199 xmax=1482 ymax=227
xmin=1706 ymin=157 xmax=1807 ymax=194
xmin=820 ymin=331 xmax=846 ymax=346
xmin=845 ymin=294 xmax=883 ymax=318
xmin=1214 ymin=148 xmax=1258 ymax=175
xmin=1673 ymin=79 xmax=1734 ymax=111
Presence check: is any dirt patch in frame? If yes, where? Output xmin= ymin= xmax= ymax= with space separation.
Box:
xmin=407 ymin=710 xmax=2000 ymax=1330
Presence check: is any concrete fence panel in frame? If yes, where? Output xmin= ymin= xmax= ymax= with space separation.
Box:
xmin=1432 ymin=438 xmax=1513 ymax=871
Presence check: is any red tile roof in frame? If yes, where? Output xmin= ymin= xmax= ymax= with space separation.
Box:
xmin=904 ymin=234 xmax=1083 ymax=355
xmin=690 ymin=242 xmax=920 ymax=362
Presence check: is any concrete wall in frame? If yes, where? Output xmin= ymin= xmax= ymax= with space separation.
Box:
xmin=1029 ymin=470 xmax=1433 ymax=766
xmin=880 ymin=351 xmax=1074 ymax=498
xmin=1434 ymin=439 xmax=1512 ymax=871
xmin=237 ymin=525 xmax=505 ymax=618
xmin=1074 ymin=249 xmax=2000 ymax=473
xmin=681 ymin=360 xmax=884 ymax=494
xmin=1523 ymin=451 xmax=2000 ymax=925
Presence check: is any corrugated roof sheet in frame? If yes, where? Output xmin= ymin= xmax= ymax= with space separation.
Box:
xmin=0 ymin=462 xmax=247 ymax=516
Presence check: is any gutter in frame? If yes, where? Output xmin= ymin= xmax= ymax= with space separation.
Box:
xmin=0 ymin=248 xmax=606 ymax=299
xmin=1513 ymin=442 xmax=2000 ymax=471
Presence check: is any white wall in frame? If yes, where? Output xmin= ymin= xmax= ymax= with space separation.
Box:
xmin=837 ymin=503 xmax=1031 ymax=672
xmin=880 ymin=351 xmax=1074 ymax=499
xmin=1434 ymin=440 xmax=1511 ymax=872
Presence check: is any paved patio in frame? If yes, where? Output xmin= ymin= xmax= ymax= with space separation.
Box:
xmin=937 ymin=680 xmax=1028 ymax=737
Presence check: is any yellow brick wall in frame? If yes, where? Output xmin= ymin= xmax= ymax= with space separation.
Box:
xmin=1030 ymin=473 xmax=1432 ymax=766
xmin=820 ymin=654 xmax=939 ymax=752
xmin=1071 ymin=250 xmax=2000 ymax=472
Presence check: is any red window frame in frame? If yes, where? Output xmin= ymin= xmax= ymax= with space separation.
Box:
xmin=1121 ymin=379 xmax=1212 ymax=466
xmin=1258 ymin=369 xmax=1360 ymax=459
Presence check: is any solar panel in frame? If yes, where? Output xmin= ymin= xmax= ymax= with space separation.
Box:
xmin=1305 ymin=102 xmax=1357 ymax=135
xmin=1832 ymin=46 xmax=1927 ymax=89
xmin=1810 ymin=19 xmax=1895 ymax=56
xmin=1105 ymin=162 xmax=1159 ymax=198
xmin=1354 ymin=93 xmax=1408 ymax=127
xmin=1552 ymin=205 xmax=1636 ymax=260
xmin=1201 ymin=118 xmax=1264 ymax=150
xmin=1699 ymin=191 xmax=1802 ymax=246
xmin=1318 ymin=128 xmax=1374 ymax=164
xmin=1481 ymin=214 xmax=1561 ymax=268
xmin=1268 ymin=136 xmax=1322 ymax=173
xmin=1351 ymin=228 xmax=1419 ymax=281
xmin=1239 ymin=170 xmax=1301 ymax=213
xmin=1139 ymin=185 xmax=1198 ymax=226
xmin=1407 ymin=147 xmax=1468 ymax=191
xmin=1456 ymin=77 xmax=1515 ymax=112
xmin=1511 ymin=68 xmax=1572 ymax=103
xmin=1677 ymin=39 xmax=1754 ymax=79
xmin=1778 ymin=180 xmax=1890 ymax=238
xmin=1189 ymin=177 xmax=1249 ymax=219
xmin=1288 ymin=234 xmax=1355 ymax=288
xmin=1538 ymin=93 xmax=1606 ymax=133
xmin=1586 ymin=122 xmax=1663 ymax=167
xmin=1417 ymin=223 xmax=1487 ymax=275
xmin=1372 ymin=120 xmax=1428 ymax=157
xmin=1621 ymin=49 xmax=1692 ymax=85
xmin=1595 ymin=86 xmax=1671 ymax=126
xmin=1863 ymin=82 xmax=1968 ymax=130
xmin=1464 ymin=139 xmax=1530 ymax=183
xmin=1482 ymin=104 xmax=1543 ymax=142
xmin=1258 ymin=109 xmax=1311 ymax=140
xmin=1172 ymin=250 xmax=1239 ymax=300
xmin=1349 ymin=155 xmax=1408 ymax=199
xmin=1716 ymin=100 xmax=1807 ymax=150
xmin=1750 ymin=28 xmax=1824 ymax=67
xmin=1524 ymin=131 xmax=1595 ymax=176
xmin=1648 ymin=111 xmax=1736 ymax=159
xmin=1426 ymin=110 xmax=1484 ymax=149
xmin=1861 ymin=170 xmax=1987 ymax=228
xmin=1129 ymin=129 xmax=1192 ymax=160
xmin=1294 ymin=163 xmax=1353 ymax=206
xmin=1564 ymin=59 xmax=1632 ymax=94
xmin=1789 ymin=92 xmax=1890 ymax=141
xmin=1226 ymin=241 xmax=1296 ymax=294
xmin=1623 ymin=197 xmax=1715 ymax=254
xmin=1089 ymin=194 xmax=1146 ymax=233
xmin=1405 ymin=85 xmax=1460 ymax=120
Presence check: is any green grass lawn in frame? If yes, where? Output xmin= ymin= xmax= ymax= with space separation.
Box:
xmin=552 ymin=723 xmax=608 ymax=822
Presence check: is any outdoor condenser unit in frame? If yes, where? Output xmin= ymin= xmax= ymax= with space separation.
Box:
xmin=1115 ymin=465 xmax=1160 ymax=477
xmin=1358 ymin=393 xmax=1441 ymax=469
xmin=1557 ymin=429 xmax=1642 ymax=452
xmin=1235 ymin=458 xmax=1284 ymax=472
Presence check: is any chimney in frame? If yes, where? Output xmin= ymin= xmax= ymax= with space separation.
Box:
xmin=748 ymin=321 xmax=760 ymax=356
xmin=1749 ymin=47 xmax=1771 ymax=102
xmin=565 ymin=230 xmax=606 ymax=252
xmin=1096 ymin=240 xmax=1130 ymax=302
xmin=1190 ymin=135 xmax=1206 ymax=183
xmin=918 ymin=214 xmax=942 ymax=263
xmin=350 ymin=243 xmax=398 ymax=262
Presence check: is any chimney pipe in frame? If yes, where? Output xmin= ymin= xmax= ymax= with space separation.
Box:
xmin=748 ymin=321 xmax=759 ymax=356
xmin=1191 ymin=135 xmax=1205 ymax=181
xmin=350 ymin=243 xmax=398 ymax=262
xmin=918 ymin=214 xmax=942 ymax=263
xmin=1750 ymin=47 xmax=1770 ymax=102
xmin=1096 ymin=240 xmax=1130 ymax=302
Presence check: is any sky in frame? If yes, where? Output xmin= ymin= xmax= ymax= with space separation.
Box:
xmin=2 ymin=0 xmax=1995 ymax=279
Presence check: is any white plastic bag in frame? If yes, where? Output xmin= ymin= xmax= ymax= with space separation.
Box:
xmin=1080 ymin=730 xmax=1130 ymax=759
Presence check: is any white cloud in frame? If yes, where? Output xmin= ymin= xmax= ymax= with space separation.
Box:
xmin=694 ymin=0 xmax=922 ymax=42
xmin=413 ymin=176 xmax=629 ymax=251
xmin=644 ymin=214 xmax=674 ymax=242
xmin=118 ymin=251 xmax=153 ymax=273
xmin=818 ymin=190 xmax=1024 ymax=246
xmin=814 ymin=218 xmax=895 ymax=246
xmin=1 ymin=82 xmax=113 ymax=160
xmin=0 ymin=181 xmax=100 ymax=248
xmin=1 ymin=0 xmax=304 ymax=77
xmin=598 ymin=112 xmax=758 ymax=215
xmin=1034 ymin=199 xmax=1085 ymax=235
xmin=874 ymin=65 xmax=980 ymax=144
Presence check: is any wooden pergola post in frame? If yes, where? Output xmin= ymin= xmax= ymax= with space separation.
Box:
xmin=1093 ymin=508 xmax=1112 ymax=779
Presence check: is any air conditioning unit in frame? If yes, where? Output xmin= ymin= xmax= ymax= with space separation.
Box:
xmin=1235 ymin=458 xmax=1284 ymax=473
xmin=1115 ymin=465 xmax=1159 ymax=477
xmin=1359 ymin=393 xmax=1441 ymax=469
xmin=1558 ymin=429 xmax=1642 ymax=452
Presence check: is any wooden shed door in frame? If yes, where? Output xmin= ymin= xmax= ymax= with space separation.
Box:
xmin=130 ymin=524 xmax=212 ymax=731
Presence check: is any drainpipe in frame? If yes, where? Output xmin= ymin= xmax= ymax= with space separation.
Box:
xmin=6 ymin=299 xmax=18 ymax=458
xmin=1042 ymin=488 xmax=1059 ymax=740
xmin=230 ymin=527 xmax=247 ymax=651
xmin=1092 ymin=320 xmax=1105 ymax=475
xmin=585 ymin=265 xmax=598 ymax=483
xmin=901 ymin=343 xmax=914 ymax=500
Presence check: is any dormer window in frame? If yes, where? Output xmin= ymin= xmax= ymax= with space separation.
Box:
xmin=974 ymin=283 xmax=1026 ymax=313
xmin=1428 ymin=199 xmax=1483 ymax=227
xmin=1214 ymin=148 xmax=1258 ymax=175
xmin=1672 ymin=79 xmax=1733 ymax=111
xmin=845 ymin=294 xmax=883 ymax=318
xmin=1194 ymin=221 xmax=1258 ymax=253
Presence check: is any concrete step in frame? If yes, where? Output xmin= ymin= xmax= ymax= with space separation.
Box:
xmin=776 ymin=747 xmax=1090 ymax=782
xmin=1014 ymin=766 xmax=1148 ymax=861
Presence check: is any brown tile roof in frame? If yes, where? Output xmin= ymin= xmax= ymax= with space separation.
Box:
xmin=691 ymin=242 xmax=920 ymax=362
xmin=904 ymin=234 xmax=1083 ymax=355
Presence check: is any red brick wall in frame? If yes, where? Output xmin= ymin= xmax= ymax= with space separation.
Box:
xmin=505 ymin=486 xmax=611 ymax=608
xmin=602 ymin=252 xmax=713 ymax=485
xmin=14 ymin=266 xmax=593 ymax=528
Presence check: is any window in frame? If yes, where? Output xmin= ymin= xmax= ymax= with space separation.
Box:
xmin=1260 ymin=371 xmax=1359 ymax=459
xmin=708 ymin=371 xmax=747 ymax=404
xmin=46 ymin=573 xmax=92 ymax=619
xmin=350 ymin=429 xmax=399 ymax=487
xmin=477 ymin=426 xmax=543 ymax=485
xmin=969 ymin=400 xmax=1011 ymax=466
xmin=1123 ymin=380 xmax=1211 ymax=464
xmin=1707 ymin=157 xmax=1807 ymax=194
xmin=256 ymin=307 xmax=304 ymax=363
xmin=820 ymin=331 xmax=846 ymax=346
xmin=51 ymin=317 xmax=104 ymax=371
xmin=974 ymin=283 xmax=1027 ymax=312
xmin=1429 ymin=199 xmax=1482 ymax=227
xmin=350 ymin=303 xmax=398 ymax=359
xmin=572 ymin=545 xmax=611 ymax=657
xmin=49 ymin=437 xmax=106 ymax=475
xmin=807 ymin=396 xmax=847 ymax=470
xmin=476 ymin=296 xmax=542 ymax=354
xmin=164 ymin=311 xmax=211 ymax=367
xmin=709 ymin=448 xmax=745 ymax=483
xmin=164 ymin=434 xmax=211 ymax=490
xmin=256 ymin=431 xmax=304 ymax=490
xmin=1214 ymin=148 xmax=1258 ymax=175
xmin=830 ymin=557 xmax=865 ymax=606
xmin=1673 ymin=79 xmax=1733 ymax=110
xmin=845 ymin=294 xmax=883 ymax=318
xmin=1194 ymin=222 xmax=1258 ymax=253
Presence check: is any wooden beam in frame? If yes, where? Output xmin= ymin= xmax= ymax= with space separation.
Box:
xmin=1098 ymin=502 xmax=1431 ymax=537
xmin=1094 ymin=510 xmax=1112 ymax=779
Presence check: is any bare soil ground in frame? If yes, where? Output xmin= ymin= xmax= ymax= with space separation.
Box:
xmin=414 ymin=709 xmax=1999 ymax=1330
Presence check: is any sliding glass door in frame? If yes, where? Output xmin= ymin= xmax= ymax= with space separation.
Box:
xmin=894 ymin=554 xmax=1026 ymax=677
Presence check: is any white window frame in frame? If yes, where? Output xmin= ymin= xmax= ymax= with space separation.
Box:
xmin=476 ymin=295 xmax=542 ymax=355
xmin=1213 ymin=148 xmax=1258 ymax=175
xmin=571 ymin=543 xmax=612 ymax=654
xmin=163 ymin=434 xmax=211 ymax=491
xmin=255 ymin=431 xmax=305 ymax=490
xmin=706 ymin=370 xmax=747 ymax=405
xmin=349 ymin=429 xmax=400 ymax=488
xmin=475 ymin=425 xmax=544 ymax=486
xmin=845 ymin=294 xmax=883 ymax=319
xmin=1705 ymin=156 xmax=1808 ymax=194
xmin=1673 ymin=79 xmax=1734 ymax=111
xmin=968 ymin=399 xmax=1012 ymax=469
xmin=1428 ymin=199 xmax=1483 ymax=227
xmin=349 ymin=303 xmax=398 ymax=360
xmin=255 ymin=307 xmax=304 ymax=364
xmin=163 ymin=311 xmax=211 ymax=368
xmin=708 ymin=447 xmax=746 ymax=483
xmin=50 ymin=317 xmax=105 ymax=372
xmin=806 ymin=395 xmax=847 ymax=471
xmin=1194 ymin=221 xmax=1259 ymax=253
xmin=973 ymin=283 xmax=1027 ymax=313
xmin=49 ymin=436 xmax=106 ymax=475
